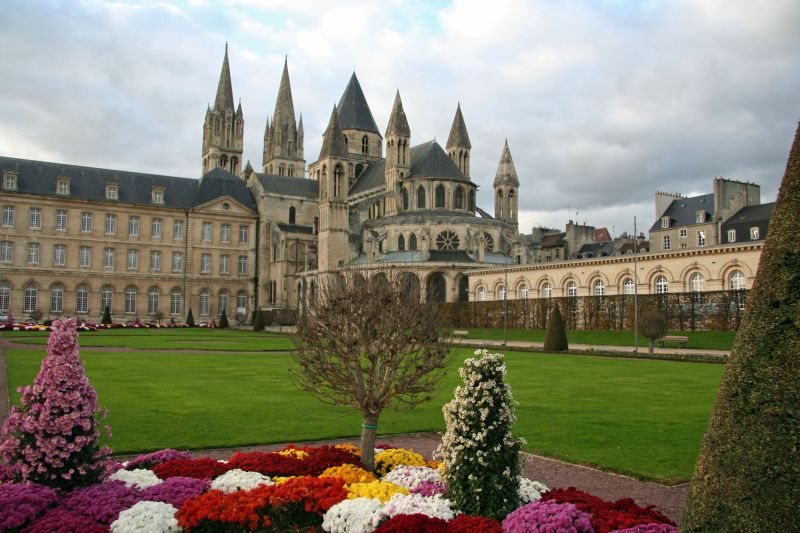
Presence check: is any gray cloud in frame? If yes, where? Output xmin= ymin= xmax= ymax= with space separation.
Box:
xmin=1 ymin=0 xmax=797 ymax=237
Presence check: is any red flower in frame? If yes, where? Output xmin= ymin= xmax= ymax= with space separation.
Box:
xmin=375 ymin=513 xmax=450 ymax=532
xmin=448 ymin=514 xmax=503 ymax=532
xmin=152 ymin=458 xmax=229 ymax=480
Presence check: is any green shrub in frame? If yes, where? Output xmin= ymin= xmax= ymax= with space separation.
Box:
xmin=253 ymin=310 xmax=265 ymax=332
xmin=186 ymin=308 xmax=195 ymax=327
xmin=543 ymin=303 xmax=568 ymax=352
xmin=101 ymin=306 xmax=112 ymax=325
xmin=637 ymin=309 xmax=667 ymax=354
xmin=219 ymin=309 xmax=229 ymax=328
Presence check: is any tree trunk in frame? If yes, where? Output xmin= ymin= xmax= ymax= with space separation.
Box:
xmin=360 ymin=412 xmax=380 ymax=472
xmin=649 ymin=339 xmax=655 ymax=355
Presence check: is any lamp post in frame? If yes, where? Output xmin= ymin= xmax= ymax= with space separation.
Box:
xmin=633 ymin=216 xmax=639 ymax=355
xmin=503 ymin=243 xmax=509 ymax=347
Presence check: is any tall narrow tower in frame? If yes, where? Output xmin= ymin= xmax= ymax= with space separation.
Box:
xmin=494 ymin=140 xmax=519 ymax=226
xmin=202 ymin=44 xmax=244 ymax=175
xmin=263 ymin=58 xmax=305 ymax=177
xmin=316 ymin=106 xmax=351 ymax=271
xmin=384 ymin=91 xmax=410 ymax=216
xmin=337 ymin=72 xmax=383 ymax=162
xmin=446 ymin=103 xmax=471 ymax=178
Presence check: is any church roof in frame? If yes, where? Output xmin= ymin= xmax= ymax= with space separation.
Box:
xmin=319 ymin=106 xmax=349 ymax=159
xmin=337 ymin=72 xmax=380 ymax=135
xmin=255 ymin=173 xmax=319 ymax=199
xmin=493 ymin=140 xmax=519 ymax=187
xmin=349 ymin=159 xmax=386 ymax=196
xmin=446 ymin=103 xmax=471 ymax=150
xmin=0 ymin=156 xmax=256 ymax=211
xmin=213 ymin=45 xmax=235 ymax=112
xmin=385 ymin=91 xmax=411 ymax=137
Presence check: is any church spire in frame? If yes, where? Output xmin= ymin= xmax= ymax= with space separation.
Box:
xmin=446 ymin=103 xmax=471 ymax=178
xmin=214 ymin=43 xmax=235 ymax=112
xmin=494 ymin=139 xmax=519 ymax=187
xmin=262 ymin=57 xmax=305 ymax=176
xmin=319 ymin=105 xmax=349 ymax=159
xmin=494 ymin=139 xmax=519 ymax=224
xmin=385 ymin=90 xmax=411 ymax=137
xmin=272 ymin=57 xmax=296 ymax=128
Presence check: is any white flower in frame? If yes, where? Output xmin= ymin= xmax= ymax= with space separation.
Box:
xmin=322 ymin=497 xmax=382 ymax=533
xmin=211 ymin=469 xmax=274 ymax=493
xmin=519 ymin=477 xmax=548 ymax=503
xmin=109 ymin=468 xmax=163 ymax=490
xmin=369 ymin=493 xmax=455 ymax=527
xmin=110 ymin=501 xmax=180 ymax=533
xmin=382 ymin=466 xmax=441 ymax=491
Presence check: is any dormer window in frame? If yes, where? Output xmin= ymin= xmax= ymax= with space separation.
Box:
xmin=750 ymin=227 xmax=760 ymax=240
xmin=727 ymin=229 xmax=736 ymax=242
xmin=152 ymin=188 xmax=164 ymax=205
xmin=2 ymin=172 xmax=17 ymax=191
xmin=56 ymin=177 xmax=70 ymax=195
xmin=696 ymin=211 xmax=705 ymax=223
xmin=106 ymin=183 xmax=119 ymax=200
xmin=661 ymin=216 xmax=670 ymax=228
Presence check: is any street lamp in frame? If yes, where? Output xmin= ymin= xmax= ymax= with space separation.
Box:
xmin=503 ymin=243 xmax=510 ymax=347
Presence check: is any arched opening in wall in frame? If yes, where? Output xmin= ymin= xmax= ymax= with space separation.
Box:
xmin=231 ymin=156 xmax=239 ymax=173
xmin=171 ymin=289 xmax=182 ymax=315
xmin=655 ymin=275 xmax=669 ymax=294
xmin=729 ymin=269 xmax=745 ymax=290
xmin=402 ymin=187 xmax=409 ymax=210
xmin=483 ymin=232 xmax=494 ymax=253
xmin=566 ymin=281 xmax=578 ymax=298
xmin=594 ymin=279 xmax=605 ymax=296
xmin=508 ymin=189 xmax=515 ymax=219
xmin=218 ymin=291 xmax=229 ymax=317
xmin=50 ymin=283 xmax=64 ymax=314
xmin=468 ymin=190 xmax=475 ymax=212
xmin=352 ymin=274 xmax=367 ymax=288
xmin=371 ymin=272 xmax=389 ymax=291
xmin=220 ymin=155 xmax=229 ymax=169
xmin=289 ymin=206 xmax=296 ymax=224
xmin=409 ymin=233 xmax=418 ymax=251
xmin=457 ymin=274 xmax=469 ymax=302
xmin=334 ymin=165 xmax=344 ymax=197
xmin=76 ymin=284 xmax=89 ymax=314
xmin=148 ymin=287 xmax=160 ymax=315
xmin=542 ymin=282 xmax=552 ymax=298
xmin=355 ymin=163 xmax=364 ymax=178
xmin=0 ymin=282 xmax=11 ymax=314
xmin=343 ymin=135 xmax=348 ymax=148
xmin=426 ymin=272 xmax=447 ymax=303
xmin=417 ymin=186 xmax=426 ymax=208
xmin=622 ymin=277 xmax=635 ymax=295
xmin=309 ymin=281 xmax=316 ymax=303
xmin=478 ymin=286 xmax=487 ymax=301
xmin=362 ymin=135 xmax=369 ymax=154
xmin=398 ymin=234 xmax=405 ymax=251
xmin=518 ymin=283 xmax=528 ymax=300
xmin=399 ymin=271 xmax=421 ymax=302
xmin=320 ymin=165 xmax=327 ymax=197
xmin=435 ymin=185 xmax=445 ymax=208
xmin=455 ymin=186 xmax=464 ymax=209
xmin=689 ymin=272 xmax=705 ymax=292
xmin=497 ymin=190 xmax=504 ymax=218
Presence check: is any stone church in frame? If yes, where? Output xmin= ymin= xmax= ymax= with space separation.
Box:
xmin=200 ymin=48 xmax=528 ymax=310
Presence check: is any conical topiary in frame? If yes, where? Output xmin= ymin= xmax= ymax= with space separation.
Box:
xmin=681 ymin=122 xmax=800 ymax=531
xmin=435 ymin=349 xmax=523 ymax=520
xmin=543 ymin=303 xmax=568 ymax=352
xmin=219 ymin=309 xmax=229 ymax=328
xmin=0 ymin=318 xmax=111 ymax=490
xmin=100 ymin=305 xmax=111 ymax=325
xmin=253 ymin=310 xmax=265 ymax=332
xmin=186 ymin=308 xmax=195 ymax=327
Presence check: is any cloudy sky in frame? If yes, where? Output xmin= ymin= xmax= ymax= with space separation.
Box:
xmin=1 ymin=0 xmax=798 ymax=236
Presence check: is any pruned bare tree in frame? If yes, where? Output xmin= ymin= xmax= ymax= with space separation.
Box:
xmin=291 ymin=272 xmax=452 ymax=471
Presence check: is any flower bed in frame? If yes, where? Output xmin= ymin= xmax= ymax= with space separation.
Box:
xmin=0 ymin=443 xmax=677 ymax=532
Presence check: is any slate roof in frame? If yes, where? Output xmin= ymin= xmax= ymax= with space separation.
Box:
xmin=541 ymin=232 xmax=566 ymax=247
xmin=385 ymin=91 xmax=411 ymax=137
xmin=575 ymin=240 xmax=616 ymax=258
xmin=446 ymin=104 xmax=471 ymax=150
xmin=277 ymin=222 xmax=315 ymax=234
xmin=0 ymin=156 xmax=256 ymax=211
xmin=256 ymin=173 xmax=319 ymax=199
xmin=650 ymin=193 xmax=713 ymax=230
xmin=319 ymin=106 xmax=349 ymax=159
xmin=617 ymin=241 xmax=649 ymax=254
xmin=337 ymin=72 xmax=380 ymax=134
xmin=721 ymin=202 xmax=774 ymax=243
xmin=349 ymin=159 xmax=386 ymax=196
xmin=428 ymin=250 xmax=474 ymax=262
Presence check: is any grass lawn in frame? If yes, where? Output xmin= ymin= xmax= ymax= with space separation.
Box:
xmin=4 ymin=336 xmax=723 ymax=484
xmin=458 ymin=328 xmax=736 ymax=350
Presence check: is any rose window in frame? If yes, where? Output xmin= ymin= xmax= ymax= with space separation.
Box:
xmin=436 ymin=230 xmax=460 ymax=250
xmin=483 ymin=233 xmax=494 ymax=253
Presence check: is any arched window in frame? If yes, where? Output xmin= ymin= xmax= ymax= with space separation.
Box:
xmin=333 ymin=165 xmax=344 ymax=197
xmin=497 ymin=190 xmax=504 ymax=218
xmin=519 ymin=284 xmax=528 ymax=299
xmin=50 ymin=284 xmax=64 ymax=313
xmin=455 ymin=187 xmax=464 ymax=209
xmin=594 ymin=279 xmax=605 ymax=296
xmin=398 ymin=234 xmax=405 ymax=251
xmin=76 ymin=284 xmax=89 ymax=313
xmin=478 ymin=286 xmax=486 ymax=301
xmin=24 ymin=283 xmax=37 ymax=312
xmin=690 ymin=272 xmax=704 ymax=292
xmin=655 ymin=275 xmax=669 ymax=294
xmin=729 ymin=270 xmax=746 ymax=290
xmin=436 ymin=230 xmax=460 ymax=250
xmin=124 ymin=287 xmax=137 ymax=314
xmin=289 ymin=206 xmax=296 ymax=224
xmin=199 ymin=290 xmax=210 ymax=316
xmin=417 ymin=186 xmax=426 ymax=208
xmin=542 ymin=282 xmax=552 ymax=298
xmin=170 ymin=289 xmax=182 ymax=315
xmin=236 ymin=291 xmax=247 ymax=315
xmin=147 ymin=287 xmax=160 ymax=315
xmin=426 ymin=273 xmax=446 ymax=303
xmin=468 ymin=190 xmax=476 ymax=211
xmin=409 ymin=233 xmax=418 ymax=251
xmin=508 ymin=189 xmax=516 ymax=219
xmin=402 ymin=187 xmax=409 ymax=210
xmin=0 ymin=282 xmax=9 ymax=312
xmin=623 ymin=277 xmax=635 ymax=295
xmin=498 ymin=285 xmax=506 ymax=301
xmin=567 ymin=281 xmax=578 ymax=297
xmin=361 ymin=135 xmax=369 ymax=154
xmin=101 ymin=286 xmax=113 ymax=313
xmin=218 ymin=291 xmax=229 ymax=316
xmin=435 ymin=185 xmax=445 ymax=208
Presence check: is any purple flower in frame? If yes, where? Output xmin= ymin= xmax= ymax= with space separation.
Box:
xmin=411 ymin=480 xmax=447 ymax=497
xmin=61 ymin=480 xmax=142 ymax=524
xmin=0 ymin=483 xmax=60 ymax=530
xmin=126 ymin=449 xmax=193 ymax=470
xmin=141 ymin=476 xmax=210 ymax=507
xmin=21 ymin=507 xmax=109 ymax=533
xmin=503 ymin=500 xmax=594 ymax=533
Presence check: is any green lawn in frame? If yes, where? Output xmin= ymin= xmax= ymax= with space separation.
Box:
xmin=458 ymin=328 xmax=735 ymax=350
xmin=4 ymin=338 xmax=723 ymax=484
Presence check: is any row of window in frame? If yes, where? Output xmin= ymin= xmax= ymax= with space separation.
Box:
xmin=476 ymin=271 xmax=747 ymax=301
xmin=660 ymin=211 xmax=707 ymax=228
xmin=0 ymin=241 xmax=249 ymax=274
xmin=1 ymin=206 xmax=250 ymax=244
xmin=0 ymin=282 xmax=248 ymax=316
xmin=661 ymin=227 xmax=760 ymax=250
xmin=400 ymin=184 xmax=476 ymax=211
xmin=2 ymin=174 xmax=165 ymax=204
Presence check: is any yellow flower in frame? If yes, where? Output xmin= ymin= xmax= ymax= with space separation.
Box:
xmin=347 ymin=480 xmax=409 ymax=502
xmin=271 ymin=476 xmax=296 ymax=484
xmin=278 ymin=448 xmax=309 ymax=459
xmin=320 ymin=464 xmax=375 ymax=484
xmin=426 ymin=460 xmax=442 ymax=470
xmin=334 ymin=443 xmax=362 ymax=456
xmin=374 ymin=449 xmax=427 ymax=477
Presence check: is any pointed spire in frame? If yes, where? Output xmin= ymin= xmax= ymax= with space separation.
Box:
xmin=337 ymin=72 xmax=380 ymax=134
xmin=244 ymin=160 xmax=254 ymax=174
xmin=272 ymin=57 xmax=296 ymax=129
xmin=319 ymin=105 xmax=349 ymax=159
xmin=264 ymin=116 xmax=270 ymax=137
xmin=214 ymin=44 xmax=235 ymax=112
xmin=236 ymin=99 xmax=243 ymax=117
xmin=494 ymin=139 xmax=519 ymax=187
xmin=298 ymin=113 xmax=304 ymax=135
xmin=385 ymin=90 xmax=411 ymax=137
xmin=446 ymin=103 xmax=471 ymax=150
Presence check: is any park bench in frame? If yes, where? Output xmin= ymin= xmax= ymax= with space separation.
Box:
xmin=657 ymin=335 xmax=689 ymax=349
xmin=452 ymin=330 xmax=469 ymax=343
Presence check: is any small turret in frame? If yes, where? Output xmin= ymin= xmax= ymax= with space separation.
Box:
xmin=493 ymin=139 xmax=519 ymax=225
xmin=384 ymin=90 xmax=411 ymax=216
xmin=446 ymin=103 xmax=471 ymax=178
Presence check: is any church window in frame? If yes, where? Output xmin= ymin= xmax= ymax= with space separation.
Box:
xmin=402 ymin=187 xmax=409 ymax=210
xmin=362 ymin=135 xmax=369 ymax=154
xmin=468 ymin=190 xmax=475 ymax=212
xmin=497 ymin=190 xmax=504 ymax=218
xmin=334 ymin=165 xmax=343 ymax=198
xmin=435 ymin=185 xmax=445 ymax=208
xmin=398 ymin=234 xmax=405 ymax=251
xmin=483 ymin=233 xmax=494 ymax=253
xmin=289 ymin=206 xmax=296 ymax=224
xmin=409 ymin=233 xmax=417 ymax=250
xmin=508 ymin=189 xmax=516 ymax=218
xmin=455 ymin=187 xmax=464 ymax=209
xmin=417 ymin=186 xmax=426 ymax=208
xmin=436 ymin=230 xmax=460 ymax=251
